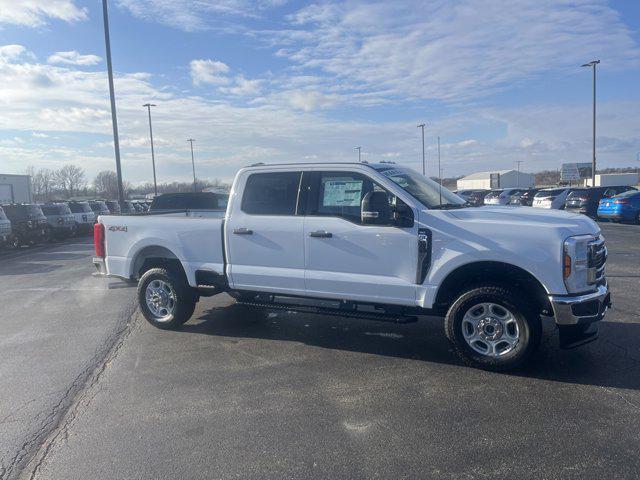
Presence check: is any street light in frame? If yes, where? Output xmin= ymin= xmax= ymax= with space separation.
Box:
xmin=143 ymin=103 xmax=157 ymax=196
xmin=187 ymin=139 xmax=197 ymax=192
xmin=101 ymin=0 xmax=125 ymax=205
xmin=581 ymin=59 xmax=600 ymax=187
xmin=355 ymin=146 xmax=361 ymax=162
xmin=437 ymin=135 xmax=442 ymax=206
xmin=515 ymin=160 xmax=523 ymax=188
xmin=417 ymin=123 xmax=426 ymax=175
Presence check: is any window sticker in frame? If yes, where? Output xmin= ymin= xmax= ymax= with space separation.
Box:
xmin=322 ymin=180 xmax=363 ymax=207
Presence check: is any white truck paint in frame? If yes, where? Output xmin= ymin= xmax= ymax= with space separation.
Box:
xmin=93 ymin=163 xmax=611 ymax=370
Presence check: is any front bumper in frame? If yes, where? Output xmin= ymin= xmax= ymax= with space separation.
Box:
xmin=549 ymin=284 xmax=611 ymax=326
xmin=549 ymin=284 xmax=611 ymax=349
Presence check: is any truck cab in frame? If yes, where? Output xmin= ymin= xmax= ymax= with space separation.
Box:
xmin=93 ymin=163 xmax=610 ymax=371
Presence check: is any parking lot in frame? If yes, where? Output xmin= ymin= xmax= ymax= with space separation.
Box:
xmin=0 ymin=222 xmax=638 ymax=480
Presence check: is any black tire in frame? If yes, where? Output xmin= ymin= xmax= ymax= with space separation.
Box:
xmin=138 ymin=267 xmax=196 ymax=330
xmin=444 ymin=284 xmax=541 ymax=371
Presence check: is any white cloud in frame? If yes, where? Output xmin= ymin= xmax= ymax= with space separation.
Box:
xmin=48 ymin=50 xmax=102 ymax=66
xmin=285 ymin=89 xmax=339 ymax=112
xmin=220 ymin=76 xmax=262 ymax=96
xmin=190 ymin=59 xmax=231 ymax=86
xmin=115 ymin=0 xmax=288 ymax=31
xmin=0 ymin=44 xmax=31 ymax=61
xmin=271 ymin=0 xmax=640 ymax=103
xmin=0 ymin=0 xmax=87 ymax=27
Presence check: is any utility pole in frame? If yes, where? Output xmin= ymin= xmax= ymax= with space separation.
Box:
xmin=438 ymin=136 xmax=442 ymax=206
xmin=101 ymin=0 xmax=125 ymax=205
xmin=417 ymin=123 xmax=426 ymax=175
xmin=143 ymin=103 xmax=157 ymax=196
xmin=581 ymin=59 xmax=600 ymax=187
xmin=187 ymin=139 xmax=197 ymax=192
xmin=355 ymin=146 xmax=361 ymax=162
xmin=515 ymin=160 xmax=523 ymax=188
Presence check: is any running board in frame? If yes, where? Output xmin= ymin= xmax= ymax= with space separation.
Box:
xmin=235 ymin=299 xmax=418 ymax=324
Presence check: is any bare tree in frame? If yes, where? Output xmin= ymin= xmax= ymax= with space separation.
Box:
xmin=93 ymin=170 xmax=120 ymax=199
xmin=53 ymin=164 xmax=85 ymax=198
xmin=25 ymin=166 xmax=55 ymax=201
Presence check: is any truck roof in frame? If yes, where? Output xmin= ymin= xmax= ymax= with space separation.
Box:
xmin=243 ymin=161 xmax=399 ymax=170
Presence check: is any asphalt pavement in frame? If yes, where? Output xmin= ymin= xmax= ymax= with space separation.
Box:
xmin=1 ymin=223 xmax=639 ymax=480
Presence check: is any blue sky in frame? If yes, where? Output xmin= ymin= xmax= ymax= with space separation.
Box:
xmin=0 ymin=0 xmax=639 ymax=185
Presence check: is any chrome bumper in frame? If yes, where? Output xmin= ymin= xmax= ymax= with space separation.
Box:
xmin=548 ymin=284 xmax=611 ymax=326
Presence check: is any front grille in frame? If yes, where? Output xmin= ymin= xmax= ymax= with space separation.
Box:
xmin=588 ymin=236 xmax=607 ymax=286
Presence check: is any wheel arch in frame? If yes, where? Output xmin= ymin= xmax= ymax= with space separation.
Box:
xmin=131 ymin=245 xmax=185 ymax=280
xmin=433 ymin=261 xmax=552 ymax=315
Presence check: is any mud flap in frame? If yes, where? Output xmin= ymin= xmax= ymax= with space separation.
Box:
xmin=558 ymin=321 xmax=599 ymax=349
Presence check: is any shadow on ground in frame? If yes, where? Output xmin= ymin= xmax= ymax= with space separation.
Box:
xmin=180 ymin=302 xmax=640 ymax=392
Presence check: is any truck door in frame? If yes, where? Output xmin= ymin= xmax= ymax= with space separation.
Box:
xmin=226 ymin=170 xmax=305 ymax=295
xmin=302 ymin=170 xmax=418 ymax=306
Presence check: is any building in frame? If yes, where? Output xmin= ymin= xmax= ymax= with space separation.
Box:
xmin=0 ymin=174 xmax=32 ymax=204
xmin=456 ymin=169 xmax=535 ymax=190
xmin=583 ymin=173 xmax=638 ymax=187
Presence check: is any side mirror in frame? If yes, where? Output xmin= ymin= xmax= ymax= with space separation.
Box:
xmin=361 ymin=191 xmax=391 ymax=225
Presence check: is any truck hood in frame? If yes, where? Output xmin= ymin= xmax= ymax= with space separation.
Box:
xmin=444 ymin=205 xmax=600 ymax=237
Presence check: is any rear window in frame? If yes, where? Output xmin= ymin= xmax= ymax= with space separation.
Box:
xmin=68 ymin=202 xmax=92 ymax=213
xmin=535 ymin=188 xmax=566 ymax=198
xmin=485 ymin=191 xmax=501 ymax=198
xmin=613 ymin=190 xmax=640 ymax=199
xmin=241 ymin=172 xmax=301 ymax=215
xmin=42 ymin=204 xmax=71 ymax=215
xmin=567 ymin=190 xmax=588 ymax=200
xmin=151 ymin=193 xmax=227 ymax=211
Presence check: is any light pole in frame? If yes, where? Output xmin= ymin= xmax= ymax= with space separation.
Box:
xmin=417 ymin=123 xmax=426 ymax=175
xmin=143 ymin=103 xmax=157 ymax=196
xmin=187 ymin=139 xmax=197 ymax=192
xmin=581 ymin=59 xmax=600 ymax=187
xmin=355 ymin=146 xmax=361 ymax=162
xmin=437 ymin=135 xmax=442 ymax=206
xmin=101 ymin=0 xmax=125 ymax=205
xmin=515 ymin=160 xmax=523 ymax=188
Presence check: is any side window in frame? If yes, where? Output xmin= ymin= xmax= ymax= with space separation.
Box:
xmin=307 ymin=171 xmax=395 ymax=224
xmin=603 ymin=189 xmax=615 ymax=198
xmin=241 ymin=171 xmax=301 ymax=215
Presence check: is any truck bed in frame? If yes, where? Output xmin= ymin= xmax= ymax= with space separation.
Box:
xmin=99 ymin=214 xmax=224 ymax=286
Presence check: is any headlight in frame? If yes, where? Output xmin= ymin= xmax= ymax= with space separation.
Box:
xmin=563 ymin=235 xmax=593 ymax=293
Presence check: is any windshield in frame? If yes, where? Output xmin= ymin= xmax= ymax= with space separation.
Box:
xmin=373 ymin=166 xmax=466 ymax=208
xmin=0 ymin=207 xmax=6 ymax=220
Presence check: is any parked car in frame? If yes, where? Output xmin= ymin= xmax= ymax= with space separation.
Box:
xmin=484 ymin=189 xmax=524 ymax=205
xmin=0 ymin=205 xmax=12 ymax=246
xmin=149 ymin=192 xmax=229 ymax=217
xmin=94 ymin=162 xmax=610 ymax=371
xmin=532 ymin=188 xmax=573 ymax=209
xmin=2 ymin=203 xmax=48 ymax=247
xmin=455 ymin=189 xmax=490 ymax=206
xmin=67 ymin=201 xmax=96 ymax=234
xmin=120 ymin=200 xmax=136 ymax=214
xmin=89 ymin=200 xmax=111 ymax=216
xmin=597 ymin=190 xmax=640 ymax=223
xmin=41 ymin=203 xmax=76 ymax=239
xmin=104 ymin=200 xmax=121 ymax=215
xmin=508 ymin=188 xmax=541 ymax=206
xmin=565 ymin=186 xmax=636 ymax=218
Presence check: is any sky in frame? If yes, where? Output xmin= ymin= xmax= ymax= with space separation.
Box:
xmin=0 ymin=0 xmax=638 ymax=185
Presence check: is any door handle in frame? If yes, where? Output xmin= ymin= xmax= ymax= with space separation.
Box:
xmin=233 ymin=227 xmax=253 ymax=235
xmin=309 ymin=230 xmax=332 ymax=238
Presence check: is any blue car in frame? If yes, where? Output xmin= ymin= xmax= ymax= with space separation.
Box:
xmin=597 ymin=190 xmax=640 ymax=223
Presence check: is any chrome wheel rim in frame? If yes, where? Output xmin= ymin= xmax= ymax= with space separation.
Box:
xmin=462 ymin=302 xmax=520 ymax=357
xmin=145 ymin=279 xmax=176 ymax=322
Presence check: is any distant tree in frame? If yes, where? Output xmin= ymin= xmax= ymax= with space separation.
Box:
xmin=93 ymin=170 xmax=120 ymax=199
xmin=53 ymin=164 xmax=85 ymax=198
xmin=25 ymin=165 xmax=55 ymax=201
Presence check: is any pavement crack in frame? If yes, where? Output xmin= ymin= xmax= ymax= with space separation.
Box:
xmin=0 ymin=303 xmax=137 ymax=480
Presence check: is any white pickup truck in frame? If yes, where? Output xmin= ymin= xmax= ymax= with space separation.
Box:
xmin=93 ymin=163 xmax=610 ymax=370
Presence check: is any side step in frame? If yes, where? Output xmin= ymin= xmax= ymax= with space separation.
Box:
xmin=236 ymin=299 xmax=418 ymax=324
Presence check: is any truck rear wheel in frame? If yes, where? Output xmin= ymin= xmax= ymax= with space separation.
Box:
xmin=138 ymin=268 xmax=196 ymax=330
xmin=444 ymin=285 xmax=541 ymax=371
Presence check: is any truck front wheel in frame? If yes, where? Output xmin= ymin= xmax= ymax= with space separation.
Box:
xmin=138 ymin=268 xmax=196 ymax=330
xmin=444 ymin=285 xmax=541 ymax=371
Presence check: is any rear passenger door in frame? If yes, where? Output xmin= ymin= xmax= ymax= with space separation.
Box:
xmin=226 ymin=170 xmax=305 ymax=295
